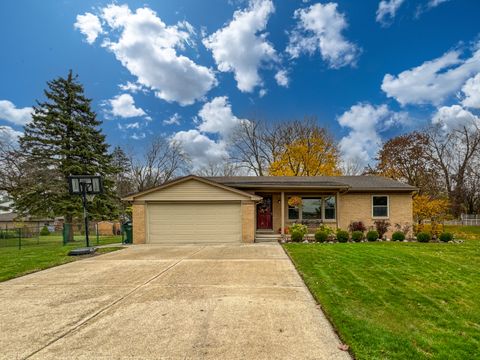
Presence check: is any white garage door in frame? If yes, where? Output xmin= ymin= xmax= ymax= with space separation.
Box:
xmin=147 ymin=202 xmax=242 ymax=244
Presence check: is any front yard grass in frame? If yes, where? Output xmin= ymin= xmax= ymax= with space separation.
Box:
xmin=0 ymin=235 xmax=123 ymax=282
xmin=284 ymin=233 xmax=480 ymax=359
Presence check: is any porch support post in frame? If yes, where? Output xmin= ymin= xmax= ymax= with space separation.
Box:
xmin=281 ymin=191 xmax=285 ymax=235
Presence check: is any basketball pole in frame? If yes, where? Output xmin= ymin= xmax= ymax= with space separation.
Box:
xmin=80 ymin=182 xmax=90 ymax=248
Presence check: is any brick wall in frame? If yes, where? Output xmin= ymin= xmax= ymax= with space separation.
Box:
xmin=338 ymin=193 xmax=413 ymax=236
xmin=241 ymin=200 xmax=255 ymax=243
xmin=132 ymin=203 xmax=146 ymax=244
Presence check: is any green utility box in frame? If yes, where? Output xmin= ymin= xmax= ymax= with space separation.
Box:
xmin=122 ymin=222 xmax=133 ymax=244
xmin=63 ymin=223 xmax=73 ymax=245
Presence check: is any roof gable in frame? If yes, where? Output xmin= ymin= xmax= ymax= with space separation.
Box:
xmin=123 ymin=175 xmax=262 ymax=202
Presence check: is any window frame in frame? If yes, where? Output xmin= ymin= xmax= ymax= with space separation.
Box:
xmin=287 ymin=195 xmax=337 ymax=222
xmin=372 ymin=195 xmax=389 ymax=219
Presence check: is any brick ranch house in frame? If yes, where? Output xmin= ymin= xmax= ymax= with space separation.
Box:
xmin=123 ymin=175 xmax=416 ymax=244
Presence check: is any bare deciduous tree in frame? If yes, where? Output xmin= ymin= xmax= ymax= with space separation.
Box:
xmin=425 ymin=121 xmax=480 ymax=216
xmin=194 ymin=157 xmax=241 ymax=177
xmin=127 ymin=137 xmax=187 ymax=192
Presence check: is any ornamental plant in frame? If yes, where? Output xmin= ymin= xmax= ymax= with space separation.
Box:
xmin=348 ymin=221 xmax=367 ymax=233
xmin=417 ymin=232 xmax=431 ymax=243
xmin=374 ymin=220 xmax=390 ymax=239
xmin=336 ymin=230 xmax=349 ymax=243
xmin=40 ymin=226 xmax=50 ymax=236
xmin=439 ymin=232 xmax=454 ymax=242
xmin=351 ymin=231 xmax=364 ymax=242
xmin=366 ymin=230 xmax=379 ymax=242
xmin=288 ymin=196 xmax=302 ymax=207
xmin=290 ymin=230 xmax=303 ymax=242
xmin=392 ymin=231 xmax=405 ymax=241
xmin=314 ymin=230 xmax=328 ymax=243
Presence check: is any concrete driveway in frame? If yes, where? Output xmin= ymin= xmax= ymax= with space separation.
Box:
xmin=0 ymin=244 xmax=350 ymax=360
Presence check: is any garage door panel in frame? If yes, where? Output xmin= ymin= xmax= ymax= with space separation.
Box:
xmin=147 ymin=203 xmax=241 ymax=244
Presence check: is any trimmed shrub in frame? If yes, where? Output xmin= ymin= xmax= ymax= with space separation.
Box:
xmin=40 ymin=226 xmax=50 ymax=236
xmin=314 ymin=230 xmax=328 ymax=243
xmin=290 ymin=230 xmax=304 ymax=242
xmin=439 ymin=232 xmax=454 ymax=242
xmin=417 ymin=232 xmax=431 ymax=243
xmin=351 ymin=231 xmax=364 ymax=242
xmin=392 ymin=231 xmax=405 ymax=242
xmin=348 ymin=221 xmax=367 ymax=232
xmin=289 ymin=223 xmax=308 ymax=238
xmin=374 ymin=220 xmax=390 ymax=239
xmin=366 ymin=230 xmax=379 ymax=242
xmin=336 ymin=230 xmax=349 ymax=243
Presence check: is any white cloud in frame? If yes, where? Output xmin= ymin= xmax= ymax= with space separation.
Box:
xmin=376 ymin=0 xmax=405 ymax=26
xmin=163 ymin=113 xmax=181 ymax=125
xmin=0 ymin=125 xmax=22 ymax=144
xmin=382 ymin=45 xmax=480 ymax=106
xmin=172 ymin=96 xmax=245 ymax=168
xmin=428 ymin=0 xmax=451 ymax=7
xmin=338 ymin=103 xmax=406 ymax=168
xmin=287 ymin=3 xmax=360 ymax=69
xmin=203 ymin=0 xmax=277 ymax=92
xmin=432 ymin=105 xmax=480 ymax=132
xmin=171 ymin=129 xmax=228 ymax=168
xmin=74 ymin=13 xmax=103 ymax=44
xmin=275 ymin=70 xmax=289 ymax=87
xmin=197 ymin=96 xmax=245 ymax=137
xmin=75 ymin=5 xmax=217 ymax=106
xmin=461 ymin=73 xmax=480 ymax=109
xmin=131 ymin=132 xmax=146 ymax=140
xmin=118 ymin=122 xmax=141 ymax=130
xmin=118 ymin=81 xmax=146 ymax=94
xmin=0 ymin=100 xmax=32 ymax=125
xmin=109 ymin=94 xmax=146 ymax=118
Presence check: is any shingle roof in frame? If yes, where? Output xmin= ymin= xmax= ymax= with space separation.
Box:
xmin=205 ymin=176 xmax=417 ymax=192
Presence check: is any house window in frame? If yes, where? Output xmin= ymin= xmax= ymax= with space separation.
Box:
xmin=372 ymin=195 xmax=389 ymax=218
xmin=302 ymin=198 xmax=322 ymax=220
xmin=288 ymin=198 xmax=300 ymax=220
xmin=287 ymin=196 xmax=336 ymax=221
xmin=324 ymin=196 xmax=336 ymax=220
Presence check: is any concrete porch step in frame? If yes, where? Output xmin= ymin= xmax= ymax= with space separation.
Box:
xmin=255 ymin=233 xmax=282 ymax=243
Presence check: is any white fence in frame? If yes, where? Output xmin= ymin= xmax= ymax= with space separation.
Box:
xmin=443 ymin=214 xmax=480 ymax=226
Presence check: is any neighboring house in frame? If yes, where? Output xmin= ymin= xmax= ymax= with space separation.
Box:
xmin=123 ymin=175 xmax=416 ymax=244
xmin=0 ymin=212 xmax=55 ymax=230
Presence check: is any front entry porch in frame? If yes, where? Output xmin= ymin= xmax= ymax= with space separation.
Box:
xmin=254 ymin=191 xmax=339 ymax=242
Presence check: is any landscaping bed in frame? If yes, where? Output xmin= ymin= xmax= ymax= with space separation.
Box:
xmin=284 ymin=234 xmax=480 ymax=359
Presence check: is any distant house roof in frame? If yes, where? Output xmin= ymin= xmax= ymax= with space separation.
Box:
xmin=205 ymin=176 xmax=417 ymax=192
xmin=0 ymin=212 xmax=54 ymax=223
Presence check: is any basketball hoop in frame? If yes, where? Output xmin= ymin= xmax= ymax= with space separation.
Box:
xmin=68 ymin=175 xmax=104 ymax=248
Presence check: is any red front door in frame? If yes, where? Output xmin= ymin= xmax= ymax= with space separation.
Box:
xmin=257 ymin=196 xmax=273 ymax=230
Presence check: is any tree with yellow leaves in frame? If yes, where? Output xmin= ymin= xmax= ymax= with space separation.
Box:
xmin=413 ymin=194 xmax=450 ymax=224
xmin=268 ymin=121 xmax=341 ymax=176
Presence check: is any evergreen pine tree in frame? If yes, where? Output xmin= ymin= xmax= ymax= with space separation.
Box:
xmin=13 ymin=71 xmax=119 ymax=239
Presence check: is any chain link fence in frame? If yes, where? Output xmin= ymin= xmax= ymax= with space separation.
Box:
xmin=0 ymin=222 xmax=124 ymax=249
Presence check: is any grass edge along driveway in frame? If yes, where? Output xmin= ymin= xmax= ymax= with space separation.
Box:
xmin=0 ymin=236 xmax=123 ymax=282
xmin=284 ymin=240 xmax=480 ymax=360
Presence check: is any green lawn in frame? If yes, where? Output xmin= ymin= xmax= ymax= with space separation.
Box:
xmin=0 ymin=235 xmax=123 ymax=282
xmin=284 ymin=229 xmax=480 ymax=360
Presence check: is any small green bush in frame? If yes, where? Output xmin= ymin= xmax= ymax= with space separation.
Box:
xmin=417 ymin=232 xmax=431 ymax=243
xmin=392 ymin=231 xmax=405 ymax=241
xmin=290 ymin=230 xmax=304 ymax=242
xmin=314 ymin=230 xmax=328 ymax=243
xmin=351 ymin=230 xmax=364 ymax=242
xmin=439 ymin=232 xmax=454 ymax=242
xmin=336 ymin=230 xmax=349 ymax=243
xmin=366 ymin=230 xmax=379 ymax=242
xmin=289 ymin=223 xmax=308 ymax=238
xmin=40 ymin=226 xmax=50 ymax=236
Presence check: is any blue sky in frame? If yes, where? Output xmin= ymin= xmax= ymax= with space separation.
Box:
xmin=1 ymin=0 xmax=479 ymax=169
